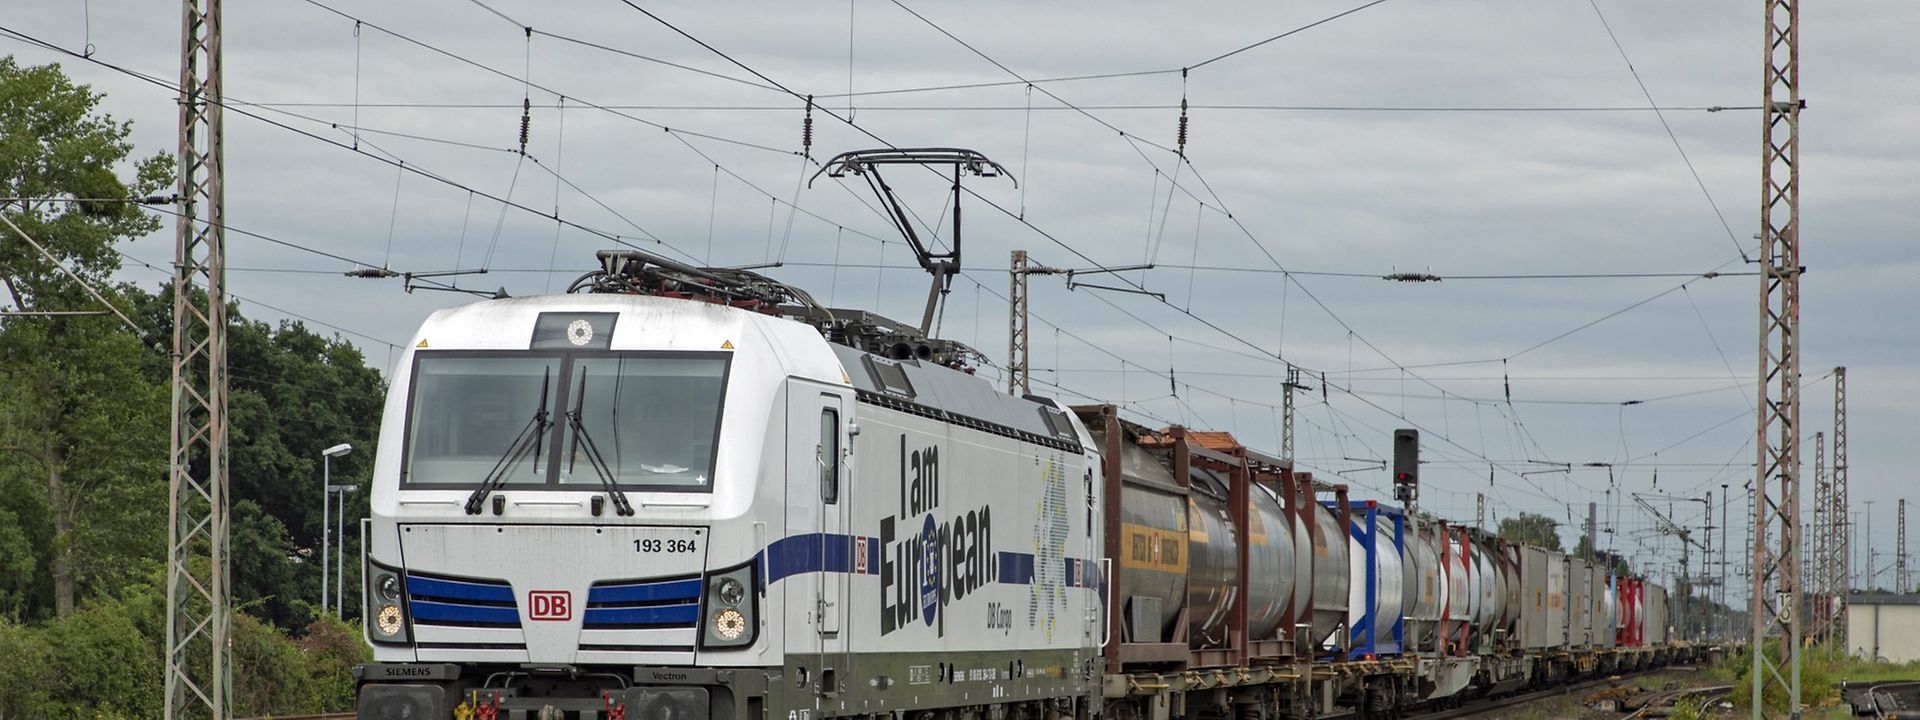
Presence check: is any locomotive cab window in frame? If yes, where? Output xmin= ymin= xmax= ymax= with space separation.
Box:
xmin=819 ymin=407 xmax=840 ymax=504
xmin=557 ymin=355 xmax=728 ymax=490
xmin=403 ymin=354 xmax=564 ymax=486
xmin=400 ymin=350 xmax=729 ymax=491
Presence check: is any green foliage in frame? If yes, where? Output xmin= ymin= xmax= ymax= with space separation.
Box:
xmin=1724 ymin=643 xmax=1853 ymax=714
xmin=0 ymin=58 xmax=383 ymax=714
xmin=0 ymin=275 xmax=168 ymax=621
xmin=1498 ymin=511 xmax=1563 ymax=551
xmin=1572 ymin=533 xmax=1632 ymax=575
xmin=233 ymin=612 xmax=371 ymax=717
xmin=1 ymin=55 xmax=172 ymax=621
xmin=0 ymin=581 xmax=366 ymax=718
xmin=0 ymin=586 xmax=163 ymax=718
xmin=0 ymin=56 xmax=170 ymax=307
xmin=126 ymin=286 xmax=388 ymax=629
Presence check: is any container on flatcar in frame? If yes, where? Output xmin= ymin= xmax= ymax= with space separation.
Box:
xmin=1336 ymin=500 xmax=1406 ymax=657
xmin=1100 ymin=422 xmax=1190 ymax=645
xmin=1592 ymin=566 xmax=1614 ymax=649
xmin=1521 ymin=547 xmax=1571 ymax=649
xmin=1243 ymin=483 xmax=1297 ymax=642
xmin=1471 ymin=537 xmax=1501 ymax=636
xmin=1444 ymin=530 xmax=1472 ymax=630
xmin=1568 ymin=557 xmax=1593 ymax=648
xmin=1404 ymin=524 xmax=1444 ymax=651
xmin=1495 ymin=541 xmax=1523 ymax=641
xmin=1596 ymin=573 xmax=1618 ymax=648
xmin=1644 ymin=582 xmax=1670 ymax=645
xmin=1309 ymin=500 xmax=1350 ymax=648
xmin=1520 ymin=546 xmax=1550 ymax=649
xmin=1185 ymin=476 xmax=1240 ymax=648
xmin=1616 ymin=576 xmax=1642 ymax=646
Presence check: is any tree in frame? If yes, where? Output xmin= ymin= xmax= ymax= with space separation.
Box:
xmin=0 ymin=286 xmax=165 ymax=618
xmin=1573 ymin=533 xmax=1632 ymax=575
xmin=0 ymin=57 xmax=170 ymax=310
xmin=0 ymin=57 xmax=171 ymax=619
xmin=127 ymin=286 xmax=389 ymax=631
xmin=1497 ymin=512 xmax=1563 ymax=551
xmin=0 ymin=57 xmax=376 ymax=714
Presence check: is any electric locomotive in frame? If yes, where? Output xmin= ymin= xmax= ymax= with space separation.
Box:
xmin=355 ymin=250 xmax=1102 ymax=719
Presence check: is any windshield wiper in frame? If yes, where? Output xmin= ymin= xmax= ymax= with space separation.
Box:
xmin=565 ymin=374 xmax=634 ymax=517
xmin=464 ymin=368 xmax=552 ymax=515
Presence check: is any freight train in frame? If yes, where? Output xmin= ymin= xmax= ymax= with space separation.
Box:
xmin=353 ymin=250 xmax=1699 ymax=720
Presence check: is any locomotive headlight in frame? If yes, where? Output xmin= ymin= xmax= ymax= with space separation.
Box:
xmin=700 ymin=562 xmax=757 ymax=649
xmin=715 ymin=577 xmax=745 ymax=607
xmin=365 ymin=560 xmax=412 ymax=645
xmin=376 ymin=605 xmax=405 ymax=636
xmin=712 ymin=608 xmax=747 ymax=641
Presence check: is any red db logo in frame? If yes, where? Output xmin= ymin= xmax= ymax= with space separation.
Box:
xmin=529 ymin=590 xmax=572 ymax=621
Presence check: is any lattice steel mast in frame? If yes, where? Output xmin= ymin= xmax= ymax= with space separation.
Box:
xmin=1831 ymin=366 xmax=1848 ymax=644
xmin=1899 ymin=500 xmax=1908 ymax=592
xmin=1009 ymin=250 xmax=1030 ymax=396
xmin=1809 ymin=432 xmax=1829 ymax=643
xmin=1281 ymin=366 xmax=1304 ymax=461
xmin=1750 ymin=0 xmax=1804 ymax=712
xmin=166 ymin=0 xmax=231 ymax=717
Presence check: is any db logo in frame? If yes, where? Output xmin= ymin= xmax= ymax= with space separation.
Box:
xmin=529 ymin=590 xmax=572 ymax=621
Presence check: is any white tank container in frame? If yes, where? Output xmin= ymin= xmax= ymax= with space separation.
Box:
xmin=1347 ymin=513 xmax=1406 ymax=648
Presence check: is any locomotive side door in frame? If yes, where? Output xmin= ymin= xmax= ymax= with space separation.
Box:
xmin=789 ymin=384 xmax=850 ymax=695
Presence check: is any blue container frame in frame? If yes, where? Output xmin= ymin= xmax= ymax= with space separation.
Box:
xmin=1321 ymin=499 xmax=1407 ymax=659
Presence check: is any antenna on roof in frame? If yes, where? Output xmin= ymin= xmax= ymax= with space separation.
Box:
xmin=811 ymin=148 xmax=1014 ymax=335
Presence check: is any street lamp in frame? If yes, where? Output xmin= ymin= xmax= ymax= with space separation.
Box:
xmin=322 ymin=443 xmax=352 ymax=616
xmin=333 ymin=483 xmax=358 ymax=617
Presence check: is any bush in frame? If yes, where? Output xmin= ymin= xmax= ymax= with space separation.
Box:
xmin=1725 ymin=643 xmax=1839 ymax=714
xmin=0 ymin=585 xmax=367 ymax=718
xmin=233 ymin=612 xmax=369 ymax=717
xmin=0 ymin=593 xmax=162 ymax=718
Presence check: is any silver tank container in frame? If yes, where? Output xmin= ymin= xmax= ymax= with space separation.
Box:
xmin=1309 ymin=501 xmax=1350 ymax=646
xmin=1404 ymin=524 xmax=1444 ymax=648
xmin=1247 ymin=484 xmax=1297 ymax=640
xmin=1183 ymin=467 xmax=1297 ymax=646
xmin=1108 ymin=432 xmax=1189 ymax=643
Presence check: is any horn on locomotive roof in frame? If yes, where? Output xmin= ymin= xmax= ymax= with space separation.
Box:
xmin=810 ymin=148 xmax=1015 ymax=336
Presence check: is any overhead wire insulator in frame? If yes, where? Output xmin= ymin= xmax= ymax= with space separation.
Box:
xmin=1503 ymin=359 xmax=1512 ymax=404
xmin=518 ymin=98 xmax=531 ymax=153
xmin=518 ymin=26 xmax=532 ymax=154
xmin=803 ymin=95 xmax=815 ymax=160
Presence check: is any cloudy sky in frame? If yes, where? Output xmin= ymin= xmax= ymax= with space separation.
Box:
xmin=4 ymin=0 xmax=1915 ymax=607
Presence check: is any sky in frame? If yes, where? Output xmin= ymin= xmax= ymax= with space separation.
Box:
xmin=2 ymin=0 xmax=1915 ymax=609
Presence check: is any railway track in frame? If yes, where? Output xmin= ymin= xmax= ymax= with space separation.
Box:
xmin=1864 ymin=681 xmax=1920 ymax=719
xmin=1317 ymin=666 xmax=1693 ymax=720
xmin=1618 ymin=683 xmax=1731 ymax=719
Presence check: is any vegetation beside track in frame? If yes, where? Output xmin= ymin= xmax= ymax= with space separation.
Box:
xmin=0 ymin=57 xmax=380 ymax=718
xmin=1696 ymin=646 xmax=1920 ymax=717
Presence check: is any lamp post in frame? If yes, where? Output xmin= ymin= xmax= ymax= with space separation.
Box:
xmin=333 ymin=483 xmax=358 ymax=617
xmin=322 ymin=443 xmax=352 ymax=616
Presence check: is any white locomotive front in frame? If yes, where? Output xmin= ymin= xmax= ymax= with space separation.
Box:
xmin=356 ymin=253 xmax=1102 ymax=719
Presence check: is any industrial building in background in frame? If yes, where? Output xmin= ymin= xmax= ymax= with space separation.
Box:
xmin=1847 ymin=594 xmax=1920 ymax=663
